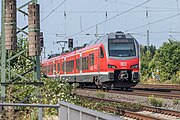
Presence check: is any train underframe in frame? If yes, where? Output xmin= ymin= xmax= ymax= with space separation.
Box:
xmin=61 ymin=70 xmax=140 ymax=89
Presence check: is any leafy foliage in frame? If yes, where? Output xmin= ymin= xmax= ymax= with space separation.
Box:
xmin=140 ymin=40 xmax=180 ymax=83
xmin=173 ymin=98 xmax=179 ymax=105
xmin=153 ymin=40 xmax=180 ymax=81
xmin=74 ymin=97 xmax=142 ymax=113
xmin=95 ymin=91 xmax=105 ymax=98
xmin=148 ymin=95 xmax=163 ymax=107
xmin=140 ymin=45 xmax=156 ymax=79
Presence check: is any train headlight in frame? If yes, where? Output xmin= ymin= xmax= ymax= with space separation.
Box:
xmin=108 ymin=64 xmax=117 ymax=68
xmin=130 ymin=64 xmax=139 ymax=68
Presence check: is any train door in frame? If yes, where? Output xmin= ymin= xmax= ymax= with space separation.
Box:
xmin=60 ymin=59 xmax=64 ymax=75
xmin=80 ymin=53 xmax=82 ymax=74
xmin=53 ymin=60 xmax=56 ymax=77
xmin=94 ymin=48 xmax=100 ymax=73
xmin=98 ymin=48 xmax=100 ymax=72
xmin=64 ymin=57 xmax=66 ymax=75
xmin=75 ymin=54 xmax=80 ymax=74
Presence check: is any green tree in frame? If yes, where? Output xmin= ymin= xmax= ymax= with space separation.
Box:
xmin=140 ymin=45 xmax=156 ymax=79
xmin=153 ymin=40 xmax=180 ymax=81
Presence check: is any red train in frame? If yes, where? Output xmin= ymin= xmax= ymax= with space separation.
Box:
xmin=42 ymin=31 xmax=140 ymax=89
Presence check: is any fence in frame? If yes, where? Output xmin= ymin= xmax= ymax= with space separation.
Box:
xmin=0 ymin=101 xmax=122 ymax=120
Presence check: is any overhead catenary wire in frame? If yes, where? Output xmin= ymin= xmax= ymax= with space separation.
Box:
xmin=41 ymin=9 xmax=179 ymax=14
xmin=41 ymin=0 xmax=66 ymax=23
xmin=70 ymin=0 xmax=151 ymax=37
xmin=125 ymin=13 xmax=180 ymax=32
xmin=107 ymin=0 xmax=177 ymax=10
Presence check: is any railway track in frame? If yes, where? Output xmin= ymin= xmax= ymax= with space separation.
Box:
xmin=78 ymin=87 xmax=180 ymax=99
xmin=110 ymin=89 xmax=180 ymax=99
xmin=76 ymin=94 xmax=180 ymax=120
xmin=133 ymin=84 xmax=180 ymax=91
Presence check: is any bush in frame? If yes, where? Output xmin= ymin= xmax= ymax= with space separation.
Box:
xmin=171 ymin=72 xmax=180 ymax=84
xmin=95 ymin=91 xmax=105 ymax=98
xmin=148 ymin=95 xmax=163 ymax=107
xmin=173 ymin=98 xmax=179 ymax=105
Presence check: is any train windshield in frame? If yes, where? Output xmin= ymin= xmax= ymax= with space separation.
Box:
xmin=108 ymin=38 xmax=136 ymax=57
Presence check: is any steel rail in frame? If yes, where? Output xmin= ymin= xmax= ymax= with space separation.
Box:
xmin=104 ymin=106 xmax=161 ymax=120
xmin=142 ymin=106 xmax=180 ymax=117
xmin=134 ymin=84 xmax=180 ymax=91
xmin=75 ymin=94 xmax=180 ymax=118
xmin=109 ymin=90 xmax=180 ymax=99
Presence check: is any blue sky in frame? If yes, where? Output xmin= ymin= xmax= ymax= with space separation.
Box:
xmin=1 ymin=0 xmax=180 ymax=57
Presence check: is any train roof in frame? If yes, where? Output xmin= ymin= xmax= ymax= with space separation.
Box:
xmin=42 ymin=31 xmax=135 ymax=63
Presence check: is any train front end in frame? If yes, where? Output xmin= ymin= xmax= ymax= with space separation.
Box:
xmin=105 ymin=31 xmax=140 ymax=88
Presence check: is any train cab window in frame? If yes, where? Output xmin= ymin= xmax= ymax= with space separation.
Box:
xmin=100 ymin=47 xmax=104 ymax=58
xmin=108 ymin=38 xmax=136 ymax=57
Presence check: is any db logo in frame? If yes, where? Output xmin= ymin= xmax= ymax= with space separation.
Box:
xmin=120 ymin=62 xmax=127 ymax=66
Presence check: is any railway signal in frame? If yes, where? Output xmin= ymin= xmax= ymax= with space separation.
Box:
xmin=68 ymin=38 xmax=73 ymax=48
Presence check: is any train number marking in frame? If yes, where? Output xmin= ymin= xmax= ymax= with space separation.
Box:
xmin=120 ymin=62 xmax=127 ymax=66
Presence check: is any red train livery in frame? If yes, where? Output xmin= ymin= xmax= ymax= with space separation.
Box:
xmin=42 ymin=31 xmax=140 ymax=88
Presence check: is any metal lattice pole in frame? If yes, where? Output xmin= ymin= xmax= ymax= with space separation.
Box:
xmin=1 ymin=0 xmax=42 ymax=118
xmin=1 ymin=0 xmax=6 ymax=104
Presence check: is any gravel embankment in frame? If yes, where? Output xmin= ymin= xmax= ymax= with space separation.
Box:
xmin=74 ymin=89 xmax=180 ymax=111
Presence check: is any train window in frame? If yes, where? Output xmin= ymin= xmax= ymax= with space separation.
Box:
xmin=66 ymin=60 xmax=74 ymax=72
xmin=66 ymin=61 xmax=69 ymax=72
xmin=92 ymin=53 xmax=94 ymax=65
xmin=72 ymin=60 xmax=74 ymax=71
xmin=76 ymin=59 xmax=80 ymax=70
xmin=58 ymin=63 xmax=60 ymax=72
xmin=51 ymin=65 xmax=53 ymax=73
xmin=66 ymin=61 xmax=68 ymax=72
xmin=54 ymin=64 xmax=56 ymax=71
xmin=86 ymin=56 xmax=88 ymax=70
xmin=62 ymin=62 xmax=65 ymax=72
xmin=82 ymin=58 xmax=85 ymax=70
xmin=100 ymin=47 xmax=104 ymax=58
xmin=82 ymin=57 xmax=89 ymax=70
xmin=88 ymin=54 xmax=94 ymax=66
xmin=89 ymin=54 xmax=92 ymax=66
